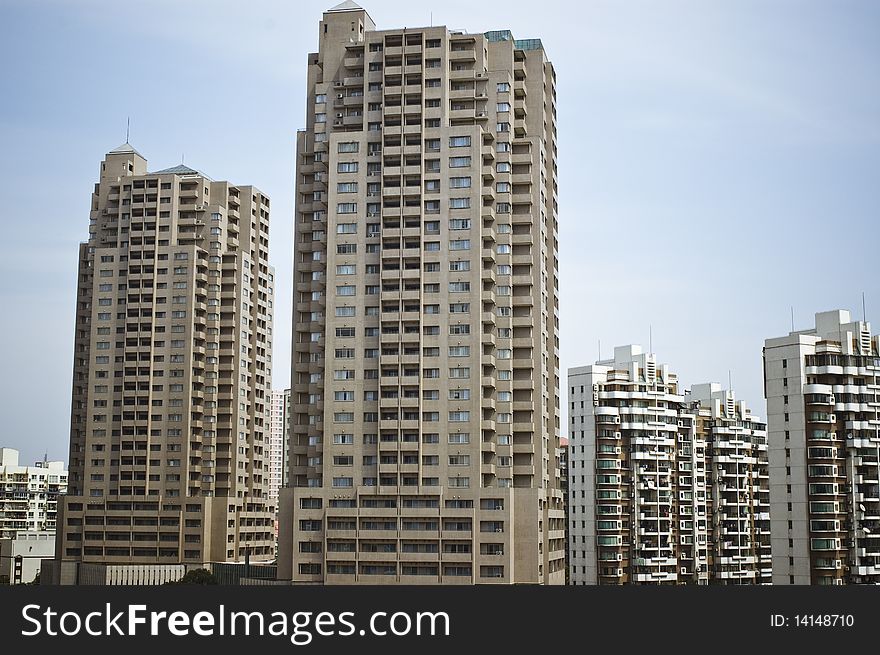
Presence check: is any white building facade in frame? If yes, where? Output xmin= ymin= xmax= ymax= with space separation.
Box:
xmin=0 ymin=448 xmax=67 ymax=539
xmin=764 ymin=309 xmax=880 ymax=584
xmin=268 ymin=389 xmax=291 ymax=505
xmin=568 ymin=346 xmax=770 ymax=585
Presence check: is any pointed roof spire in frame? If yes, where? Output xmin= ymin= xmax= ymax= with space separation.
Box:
xmin=109 ymin=142 xmax=144 ymax=158
xmin=328 ymin=0 xmax=363 ymax=12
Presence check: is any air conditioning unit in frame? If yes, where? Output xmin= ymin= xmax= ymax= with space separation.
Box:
xmin=336 ymin=113 xmax=344 ymax=118
xmin=678 ymin=420 xmax=684 ymax=427
xmin=614 ymin=447 xmax=621 ymax=454
xmin=337 ymin=93 xmax=344 ymax=99
xmin=614 ymin=417 xmax=621 ymax=423
xmin=592 ymin=384 xmax=599 ymax=391
xmin=194 ymin=204 xmax=205 ymax=211
xmin=680 ymin=567 xmax=689 ymax=575
xmin=495 ymin=527 xmax=503 ymax=532
xmin=834 ymin=559 xmax=842 ymax=568
xmin=834 ymin=578 xmax=844 ymax=585
xmin=616 ymin=553 xmax=622 ymax=561
xmin=615 ymin=568 xmax=623 ymax=576
xmin=614 ymin=432 xmax=621 ymax=439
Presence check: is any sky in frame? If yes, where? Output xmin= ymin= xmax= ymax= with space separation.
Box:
xmin=0 ymin=0 xmax=877 ymax=465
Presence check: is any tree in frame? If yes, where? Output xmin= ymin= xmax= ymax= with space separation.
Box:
xmin=171 ymin=568 xmax=217 ymax=585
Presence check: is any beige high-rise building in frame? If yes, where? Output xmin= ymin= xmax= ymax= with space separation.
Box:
xmin=278 ymin=2 xmax=564 ymax=584
xmin=57 ymin=143 xmax=276 ymax=575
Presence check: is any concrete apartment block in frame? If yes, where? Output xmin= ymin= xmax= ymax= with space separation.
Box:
xmin=278 ymin=2 xmax=563 ymax=584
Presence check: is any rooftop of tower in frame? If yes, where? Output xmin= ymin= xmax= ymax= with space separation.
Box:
xmin=109 ymin=141 xmax=144 ymax=158
xmin=150 ymin=163 xmax=213 ymax=181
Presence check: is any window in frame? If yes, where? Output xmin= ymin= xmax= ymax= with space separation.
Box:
xmin=496 ymin=182 xmax=511 ymax=193
xmin=338 ymin=142 xmax=359 ymax=153
xmin=449 ymin=239 xmax=470 ymax=250
xmin=315 ymin=113 xmax=326 ymax=123
xmin=337 ymin=182 xmax=358 ymax=193
xmin=336 ymin=203 xmax=357 ymax=214
xmin=496 ymin=102 xmax=511 ymax=112
xmin=336 ymin=223 xmax=357 ymax=234
xmin=449 ymin=389 xmax=470 ymax=400
xmin=497 ymin=82 xmax=510 ymax=92
xmin=336 ymin=265 xmax=356 ymax=275
xmin=449 ymin=281 xmax=470 ymax=293
xmin=449 ymin=260 xmax=470 ymax=271
xmin=333 ymin=477 xmax=353 ymax=488
xmin=449 ymin=303 xmax=469 ymax=313
xmin=449 ymin=136 xmax=471 ymax=147
xmin=449 ymin=156 xmax=471 ymax=168
xmin=496 ymin=162 xmax=511 ymax=173
xmin=449 ymin=411 xmax=470 ymax=422
xmin=337 ymin=162 xmax=359 ymax=173
xmin=449 ymin=197 xmax=470 ymax=209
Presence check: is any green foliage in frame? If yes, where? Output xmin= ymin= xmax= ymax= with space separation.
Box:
xmin=169 ymin=568 xmax=218 ymax=585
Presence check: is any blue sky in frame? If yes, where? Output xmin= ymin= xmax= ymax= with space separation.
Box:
xmin=0 ymin=0 xmax=877 ymax=464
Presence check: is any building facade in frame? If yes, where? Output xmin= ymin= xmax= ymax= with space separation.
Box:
xmin=568 ymin=346 xmax=770 ymax=584
xmin=268 ymin=389 xmax=291 ymax=503
xmin=57 ymin=144 xmax=276 ymax=575
xmin=278 ymin=2 xmax=564 ymax=584
xmin=764 ymin=309 xmax=880 ymax=584
xmin=0 ymin=531 xmax=56 ymax=585
xmin=0 ymin=449 xmax=67 ymax=539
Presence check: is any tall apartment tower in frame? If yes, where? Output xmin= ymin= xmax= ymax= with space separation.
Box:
xmin=268 ymin=389 xmax=291 ymax=503
xmin=58 ymin=144 xmax=276 ymax=573
xmin=568 ymin=346 xmax=770 ymax=585
xmin=764 ymin=309 xmax=880 ymax=584
xmin=0 ymin=449 xmax=68 ymax=539
xmin=278 ymin=2 xmax=564 ymax=584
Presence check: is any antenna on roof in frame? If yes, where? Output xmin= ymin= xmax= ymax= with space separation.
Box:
xmin=598 ymin=339 xmax=601 ymax=362
xmin=728 ymin=369 xmax=732 ymax=391
xmin=430 ymin=11 xmax=433 ymax=26
xmin=862 ymin=291 xmax=867 ymax=323
xmin=126 ymin=117 xmax=130 ymax=143
xmin=790 ymin=306 xmax=795 ymax=333
xmin=649 ymin=325 xmax=653 ymax=354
